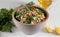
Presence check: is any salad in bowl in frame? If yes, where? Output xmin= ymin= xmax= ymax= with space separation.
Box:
xmin=12 ymin=2 xmax=49 ymax=25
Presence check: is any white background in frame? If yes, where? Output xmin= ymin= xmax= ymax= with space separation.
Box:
xmin=0 ymin=0 xmax=60 ymax=37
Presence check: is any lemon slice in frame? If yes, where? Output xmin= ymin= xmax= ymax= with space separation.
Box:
xmin=38 ymin=0 xmax=52 ymax=8
xmin=45 ymin=24 xmax=53 ymax=33
xmin=55 ymin=26 xmax=60 ymax=35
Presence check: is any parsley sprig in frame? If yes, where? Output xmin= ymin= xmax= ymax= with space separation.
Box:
xmin=0 ymin=8 xmax=14 ymax=32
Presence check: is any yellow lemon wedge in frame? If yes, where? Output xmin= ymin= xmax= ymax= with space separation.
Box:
xmin=55 ymin=26 xmax=60 ymax=35
xmin=45 ymin=24 xmax=53 ymax=33
xmin=38 ymin=0 xmax=52 ymax=8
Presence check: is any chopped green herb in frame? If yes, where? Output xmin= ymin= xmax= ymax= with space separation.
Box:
xmin=0 ymin=8 xmax=15 ymax=32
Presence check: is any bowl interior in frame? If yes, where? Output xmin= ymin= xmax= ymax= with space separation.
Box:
xmin=12 ymin=6 xmax=49 ymax=25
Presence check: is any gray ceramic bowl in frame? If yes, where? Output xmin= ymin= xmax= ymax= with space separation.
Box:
xmin=12 ymin=6 xmax=49 ymax=35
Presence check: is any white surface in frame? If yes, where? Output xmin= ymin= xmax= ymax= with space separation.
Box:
xmin=0 ymin=0 xmax=60 ymax=37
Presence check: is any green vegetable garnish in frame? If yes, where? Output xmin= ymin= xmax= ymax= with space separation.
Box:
xmin=26 ymin=1 xmax=35 ymax=7
xmin=0 ymin=8 xmax=14 ymax=32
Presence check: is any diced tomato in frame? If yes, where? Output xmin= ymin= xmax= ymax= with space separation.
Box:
xmin=26 ymin=13 xmax=30 ymax=17
xmin=40 ymin=17 xmax=44 ymax=20
xmin=40 ymin=15 xmax=45 ymax=20
xmin=30 ymin=7 xmax=34 ymax=11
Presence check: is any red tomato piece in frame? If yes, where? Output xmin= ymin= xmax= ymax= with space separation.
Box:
xmin=30 ymin=7 xmax=34 ymax=11
xmin=26 ymin=13 xmax=30 ymax=17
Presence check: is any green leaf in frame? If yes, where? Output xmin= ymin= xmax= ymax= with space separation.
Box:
xmin=0 ymin=8 xmax=14 ymax=32
xmin=26 ymin=1 xmax=35 ymax=7
xmin=26 ymin=16 xmax=33 ymax=24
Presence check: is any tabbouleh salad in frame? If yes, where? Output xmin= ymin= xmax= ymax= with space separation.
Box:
xmin=14 ymin=2 xmax=46 ymax=24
